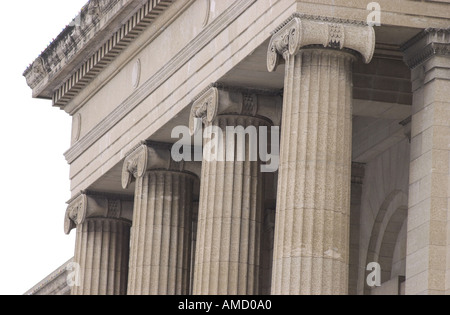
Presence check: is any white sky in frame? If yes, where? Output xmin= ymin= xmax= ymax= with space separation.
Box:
xmin=0 ymin=0 xmax=88 ymax=295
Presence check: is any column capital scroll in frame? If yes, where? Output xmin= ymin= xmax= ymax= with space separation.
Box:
xmin=122 ymin=143 xmax=190 ymax=189
xmin=189 ymin=85 xmax=283 ymax=135
xmin=267 ymin=14 xmax=375 ymax=72
xmin=189 ymin=86 xmax=220 ymax=135
xmin=64 ymin=193 xmax=133 ymax=235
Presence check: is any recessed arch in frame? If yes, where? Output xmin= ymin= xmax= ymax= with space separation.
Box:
xmin=364 ymin=190 xmax=408 ymax=294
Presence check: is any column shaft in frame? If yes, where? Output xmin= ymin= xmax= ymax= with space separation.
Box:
xmin=72 ymin=218 xmax=130 ymax=295
xmin=190 ymin=201 xmax=199 ymax=295
xmin=65 ymin=194 xmax=133 ymax=296
xmin=260 ymin=208 xmax=276 ymax=295
xmin=272 ymin=49 xmax=354 ymax=295
xmin=349 ymin=163 xmax=365 ymax=295
xmin=193 ymin=116 xmax=267 ymax=295
xmin=127 ymin=171 xmax=194 ymax=295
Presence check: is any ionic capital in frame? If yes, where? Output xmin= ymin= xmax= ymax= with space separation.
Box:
xmin=189 ymin=85 xmax=283 ymax=135
xmin=267 ymin=14 xmax=375 ymax=72
xmin=122 ymin=142 xmax=189 ymax=189
xmin=189 ymin=86 xmax=219 ymax=135
xmin=64 ymin=193 xmax=133 ymax=235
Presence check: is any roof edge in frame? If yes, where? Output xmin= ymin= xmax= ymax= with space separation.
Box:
xmin=24 ymin=0 xmax=174 ymax=108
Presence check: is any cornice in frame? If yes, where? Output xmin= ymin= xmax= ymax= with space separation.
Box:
xmin=267 ymin=13 xmax=375 ymax=72
xmin=24 ymin=0 xmax=120 ymax=89
xmin=64 ymin=193 xmax=133 ymax=235
xmin=404 ymin=43 xmax=450 ymax=69
xmin=402 ymin=28 xmax=450 ymax=69
xmin=64 ymin=0 xmax=258 ymax=164
xmin=24 ymin=0 xmax=124 ymax=90
xmin=24 ymin=0 xmax=174 ymax=108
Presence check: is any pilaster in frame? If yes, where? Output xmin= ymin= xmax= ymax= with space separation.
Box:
xmin=403 ymin=28 xmax=450 ymax=295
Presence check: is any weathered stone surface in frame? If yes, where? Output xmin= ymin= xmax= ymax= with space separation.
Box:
xmin=268 ymin=14 xmax=375 ymax=295
xmin=123 ymin=143 xmax=196 ymax=295
xmin=24 ymin=0 xmax=174 ymax=106
xmin=191 ymin=87 xmax=278 ymax=295
xmin=23 ymin=0 xmax=450 ymax=296
xmin=65 ymin=193 xmax=133 ymax=295
xmin=403 ymin=28 xmax=450 ymax=295
xmin=24 ymin=259 xmax=74 ymax=296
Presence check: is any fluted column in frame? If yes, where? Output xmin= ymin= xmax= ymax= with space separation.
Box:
xmin=349 ymin=163 xmax=365 ymax=295
xmin=191 ymin=87 xmax=281 ymax=295
xmin=64 ymin=193 xmax=133 ymax=295
xmin=122 ymin=143 xmax=196 ymax=295
xmin=189 ymin=201 xmax=199 ymax=295
xmin=260 ymin=208 xmax=276 ymax=295
xmin=267 ymin=14 xmax=375 ymax=295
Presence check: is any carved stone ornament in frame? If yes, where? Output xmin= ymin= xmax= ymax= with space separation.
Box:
xmin=24 ymin=58 xmax=48 ymax=89
xmin=122 ymin=143 xmax=181 ymax=189
xmin=189 ymin=85 xmax=283 ymax=136
xmin=87 ymin=0 xmax=109 ymax=23
xmin=64 ymin=194 xmax=88 ymax=235
xmin=403 ymin=28 xmax=450 ymax=69
xmin=267 ymin=14 xmax=376 ymax=72
xmin=24 ymin=0 xmax=121 ymax=88
xmin=189 ymin=87 xmax=219 ymax=135
xmin=64 ymin=193 xmax=133 ymax=235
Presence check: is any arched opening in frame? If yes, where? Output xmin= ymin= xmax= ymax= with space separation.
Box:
xmin=364 ymin=190 xmax=408 ymax=295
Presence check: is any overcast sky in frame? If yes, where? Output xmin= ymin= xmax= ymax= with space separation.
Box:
xmin=0 ymin=0 xmax=88 ymax=295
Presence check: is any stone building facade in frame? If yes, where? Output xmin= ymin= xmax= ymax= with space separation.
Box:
xmin=24 ymin=0 xmax=450 ymax=295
